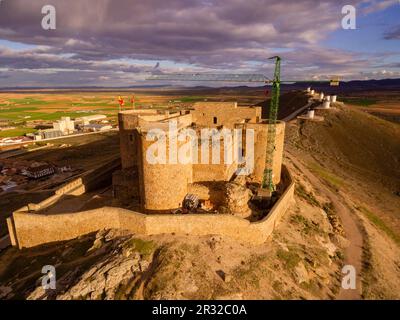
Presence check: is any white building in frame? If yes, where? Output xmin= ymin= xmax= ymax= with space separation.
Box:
xmin=76 ymin=115 xmax=107 ymax=125
xmin=41 ymin=129 xmax=63 ymax=139
xmin=53 ymin=117 xmax=75 ymax=135
xmin=83 ymin=124 xmax=112 ymax=132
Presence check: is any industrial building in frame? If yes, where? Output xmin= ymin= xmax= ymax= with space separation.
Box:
xmin=53 ymin=117 xmax=75 ymax=135
xmin=76 ymin=115 xmax=107 ymax=125
xmin=37 ymin=129 xmax=63 ymax=140
xmin=83 ymin=123 xmax=113 ymax=132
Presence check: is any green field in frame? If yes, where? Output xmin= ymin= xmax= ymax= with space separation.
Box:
xmin=0 ymin=110 xmax=105 ymax=122
xmin=0 ymin=95 xmax=119 ymax=127
xmin=341 ymin=97 xmax=378 ymax=107
xmin=178 ymin=96 xmax=208 ymax=102
xmin=0 ymin=88 xmax=265 ymax=138
xmin=0 ymin=127 xmax=37 ymax=138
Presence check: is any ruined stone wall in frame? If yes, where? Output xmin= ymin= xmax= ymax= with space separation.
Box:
xmin=138 ymin=114 xmax=171 ymax=124
xmin=174 ymin=113 xmax=193 ymax=128
xmin=187 ymin=182 xmax=225 ymax=207
xmin=190 ymin=121 xmax=286 ymax=186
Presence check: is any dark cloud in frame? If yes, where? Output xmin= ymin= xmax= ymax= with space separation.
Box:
xmin=0 ymin=0 xmax=355 ymax=64
xmin=0 ymin=0 xmax=398 ymax=86
xmin=0 ymin=47 xmax=150 ymax=73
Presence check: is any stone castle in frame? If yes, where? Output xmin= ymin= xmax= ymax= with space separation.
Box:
xmin=6 ymin=101 xmax=295 ymax=249
xmin=112 ymin=102 xmax=285 ymax=213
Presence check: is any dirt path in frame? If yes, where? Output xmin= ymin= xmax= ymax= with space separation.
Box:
xmin=286 ymin=150 xmax=364 ymax=300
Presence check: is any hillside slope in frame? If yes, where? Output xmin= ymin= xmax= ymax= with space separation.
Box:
xmin=286 ymin=103 xmax=400 ymax=298
xmin=0 ymin=186 xmax=347 ymax=300
xmin=290 ymin=104 xmax=400 ymax=188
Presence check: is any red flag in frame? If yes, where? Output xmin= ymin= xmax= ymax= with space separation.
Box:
xmin=118 ymin=96 xmax=124 ymax=107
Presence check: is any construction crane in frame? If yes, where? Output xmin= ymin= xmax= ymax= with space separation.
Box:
xmin=262 ymin=56 xmax=280 ymax=193
xmin=147 ymin=58 xmax=339 ymax=195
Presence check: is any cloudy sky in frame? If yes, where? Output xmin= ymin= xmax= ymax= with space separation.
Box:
xmin=0 ymin=0 xmax=399 ymax=87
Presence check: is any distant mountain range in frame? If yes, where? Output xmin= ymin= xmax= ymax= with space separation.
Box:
xmin=281 ymin=78 xmax=400 ymax=93
xmin=0 ymin=78 xmax=399 ymax=92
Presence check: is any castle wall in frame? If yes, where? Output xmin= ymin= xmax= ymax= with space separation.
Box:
xmin=12 ymin=209 xmax=121 ymax=248
xmin=246 ymin=121 xmax=285 ymax=185
xmin=118 ymin=112 xmax=139 ymax=169
xmin=192 ymin=136 xmax=238 ymax=182
xmin=174 ymin=113 xmax=193 ymax=128
xmin=191 ymin=102 xmax=261 ymax=128
xmin=116 ymin=105 xmax=285 ymax=209
xmin=117 ymin=111 xmax=194 ymax=211
xmin=138 ymin=114 xmax=171 ymax=124
xmin=9 ymin=166 xmax=294 ymax=249
xmin=139 ymin=132 xmax=192 ymax=212
xmin=112 ymin=168 xmax=140 ymax=205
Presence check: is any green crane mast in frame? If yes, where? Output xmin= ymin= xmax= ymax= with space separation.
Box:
xmin=261 ymin=56 xmax=280 ymax=193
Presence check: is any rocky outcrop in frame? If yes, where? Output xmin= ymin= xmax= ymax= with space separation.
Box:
xmin=27 ymin=230 xmax=154 ymax=300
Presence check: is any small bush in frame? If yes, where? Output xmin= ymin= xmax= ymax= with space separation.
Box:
xmin=295 ymin=184 xmax=321 ymax=207
xmin=359 ymin=206 xmax=400 ymax=246
xmin=127 ymin=238 xmax=155 ymax=257
xmin=277 ymin=249 xmax=301 ymax=269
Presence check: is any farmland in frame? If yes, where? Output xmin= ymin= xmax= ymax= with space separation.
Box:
xmin=0 ymin=93 xmax=130 ymax=138
xmin=0 ymin=95 xmax=120 ymax=123
xmin=1 ymin=88 xmax=399 ymax=140
xmin=340 ymin=90 xmax=400 ymax=123
xmin=0 ymin=88 xmax=267 ymax=138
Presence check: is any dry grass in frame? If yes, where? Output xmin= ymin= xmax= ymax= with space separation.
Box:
xmin=358 ymin=206 xmax=400 ymax=246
